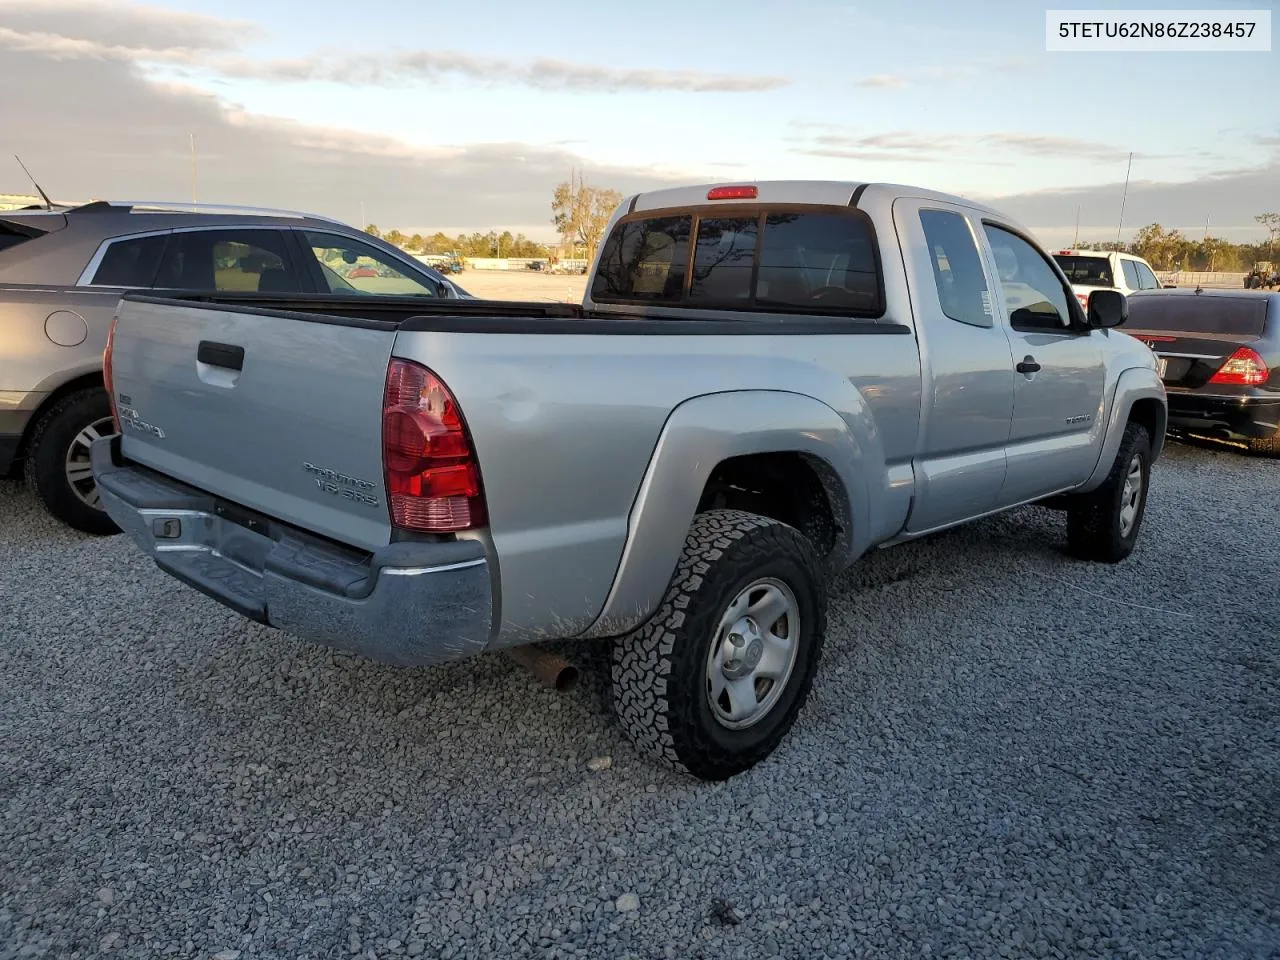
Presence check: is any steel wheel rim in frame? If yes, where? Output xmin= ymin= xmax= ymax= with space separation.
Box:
xmin=64 ymin=416 xmax=114 ymax=511
xmin=705 ymin=577 xmax=801 ymax=730
xmin=1118 ymin=453 xmax=1144 ymax=538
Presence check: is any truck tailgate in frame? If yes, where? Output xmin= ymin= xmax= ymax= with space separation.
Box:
xmin=109 ymin=297 xmax=396 ymax=551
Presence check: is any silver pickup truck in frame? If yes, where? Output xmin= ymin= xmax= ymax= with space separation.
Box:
xmin=91 ymin=180 xmax=1167 ymax=780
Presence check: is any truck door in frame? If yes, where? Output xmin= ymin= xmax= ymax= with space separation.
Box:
xmin=978 ymin=222 xmax=1107 ymax=504
xmin=893 ymin=199 xmax=1015 ymax=533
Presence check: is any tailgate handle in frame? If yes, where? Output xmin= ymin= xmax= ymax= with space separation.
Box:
xmin=198 ymin=341 xmax=245 ymax=371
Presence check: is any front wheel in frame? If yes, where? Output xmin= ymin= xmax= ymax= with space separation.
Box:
xmin=1066 ymin=422 xmax=1152 ymax=563
xmin=610 ymin=510 xmax=827 ymax=781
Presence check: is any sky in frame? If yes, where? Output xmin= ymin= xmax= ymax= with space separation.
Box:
xmin=0 ymin=0 xmax=1276 ymax=246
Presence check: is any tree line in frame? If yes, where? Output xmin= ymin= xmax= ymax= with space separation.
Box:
xmin=1077 ymin=213 xmax=1279 ymax=272
xmin=363 ymin=225 xmax=551 ymax=259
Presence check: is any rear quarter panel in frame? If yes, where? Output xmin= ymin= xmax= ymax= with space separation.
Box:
xmin=0 ymin=286 xmax=120 ymax=428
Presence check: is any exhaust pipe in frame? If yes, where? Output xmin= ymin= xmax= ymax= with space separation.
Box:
xmin=506 ymin=645 xmax=579 ymax=692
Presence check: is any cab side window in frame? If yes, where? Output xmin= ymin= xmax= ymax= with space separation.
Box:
xmin=982 ymin=225 xmax=1074 ymax=333
xmin=1134 ymin=262 xmax=1161 ymax=289
xmin=918 ymin=210 xmax=992 ymax=328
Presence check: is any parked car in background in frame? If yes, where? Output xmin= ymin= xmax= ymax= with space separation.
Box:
xmin=92 ymin=180 xmax=1166 ymax=779
xmin=1053 ymin=249 xmax=1165 ymax=310
xmin=1126 ymin=288 xmax=1279 ymax=455
xmin=0 ymin=200 xmax=470 ymax=533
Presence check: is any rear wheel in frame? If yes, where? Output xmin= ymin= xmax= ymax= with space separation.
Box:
xmin=1065 ymin=422 xmax=1151 ymax=563
xmin=610 ymin=509 xmax=826 ymax=781
xmin=22 ymin=388 xmax=119 ymax=536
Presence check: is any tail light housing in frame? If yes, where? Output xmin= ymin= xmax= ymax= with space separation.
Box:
xmin=103 ymin=315 xmax=119 ymax=431
xmin=382 ymin=358 xmax=486 ymax=533
xmin=1075 ymin=292 xmax=1090 ymax=309
xmin=1208 ymin=347 xmax=1269 ymax=387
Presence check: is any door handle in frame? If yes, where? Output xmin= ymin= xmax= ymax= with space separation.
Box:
xmin=1016 ymin=356 xmax=1041 ymax=375
xmin=197 ymin=340 xmax=245 ymax=371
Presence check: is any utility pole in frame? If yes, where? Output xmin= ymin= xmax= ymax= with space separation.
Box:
xmin=360 ymin=201 xmax=366 ymax=230
xmin=1115 ymin=151 xmax=1133 ymax=246
xmin=1072 ymin=206 xmax=1080 ymax=248
xmin=189 ymin=134 xmax=198 ymax=209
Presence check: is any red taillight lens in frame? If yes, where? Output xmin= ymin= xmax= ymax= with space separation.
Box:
xmin=1076 ymin=293 xmax=1090 ymax=309
xmin=706 ymin=185 xmax=758 ymax=200
xmin=382 ymin=358 xmax=486 ymax=533
xmin=103 ymin=315 xmax=119 ymax=431
xmin=1208 ymin=347 xmax=1269 ymax=387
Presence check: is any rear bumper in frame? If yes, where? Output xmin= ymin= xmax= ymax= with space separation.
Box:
xmin=91 ymin=436 xmax=493 ymax=666
xmin=1165 ymin=391 xmax=1280 ymax=439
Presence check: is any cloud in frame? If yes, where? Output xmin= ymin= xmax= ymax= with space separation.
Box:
xmin=208 ymin=51 xmax=790 ymax=94
xmin=787 ymin=124 xmax=1146 ymax=165
xmin=854 ymin=56 xmax=1038 ymax=90
xmin=0 ymin=0 xmax=252 ymax=52
xmin=981 ymin=159 xmax=1280 ymax=244
xmin=0 ymin=0 xmax=789 ymax=95
xmin=0 ymin=45 xmax=691 ymax=232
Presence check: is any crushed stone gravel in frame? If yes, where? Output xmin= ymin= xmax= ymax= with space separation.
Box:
xmin=1 ymin=440 xmax=1277 ymax=959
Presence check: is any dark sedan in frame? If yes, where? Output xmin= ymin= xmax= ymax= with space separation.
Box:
xmin=1125 ymin=289 xmax=1280 ymax=456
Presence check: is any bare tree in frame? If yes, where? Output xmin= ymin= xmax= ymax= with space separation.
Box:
xmin=552 ymin=170 xmax=623 ymax=263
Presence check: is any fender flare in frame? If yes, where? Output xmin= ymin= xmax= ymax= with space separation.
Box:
xmin=577 ymin=389 xmax=882 ymax=639
xmin=1079 ymin=365 xmax=1167 ymax=492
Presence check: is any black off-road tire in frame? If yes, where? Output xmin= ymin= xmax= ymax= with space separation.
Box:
xmin=1065 ymin=421 xmax=1152 ymax=563
xmin=610 ymin=509 xmax=827 ymax=781
xmin=22 ymin=388 xmax=120 ymax=536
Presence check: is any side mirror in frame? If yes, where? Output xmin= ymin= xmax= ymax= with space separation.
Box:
xmin=341 ymin=250 xmax=358 ymax=265
xmin=1088 ymin=289 xmax=1127 ymax=328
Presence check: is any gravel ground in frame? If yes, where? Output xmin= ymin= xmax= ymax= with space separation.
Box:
xmin=1 ymin=440 xmax=1277 ymax=960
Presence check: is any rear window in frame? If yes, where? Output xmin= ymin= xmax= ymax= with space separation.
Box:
xmin=591 ymin=209 xmax=882 ymax=316
xmin=591 ymin=216 xmax=691 ymax=302
xmin=1054 ymin=255 xmax=1113 ymax=287
xmin=1126 ymin=295 xmax=1269 ymax=337
xmin=91 ymin=234 xmax=169 ymax=287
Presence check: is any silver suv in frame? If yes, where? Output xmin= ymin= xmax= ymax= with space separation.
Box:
xmin=0 ymin=200 xmax=468 ymax=534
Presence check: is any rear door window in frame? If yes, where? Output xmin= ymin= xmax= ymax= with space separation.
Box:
xmin=591 ymin=216 xmax=691 ymax=302
xmin=90 ymin=234 xmax=169 ymax=287
xmin=1126 ymin=295 xmax=1268 ymax=337
xmin=1121 ymin=259 xmax=1142 ymax=290
xmin=918 ymin=209 xmax=991 ymax=327
xmin=155 ymin=229 xmax=303 ymax=292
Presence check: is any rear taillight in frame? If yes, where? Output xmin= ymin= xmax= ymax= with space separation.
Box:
xmin=1208 ymin=347 xmax=1269 ymax=387
xmin=1076 ymin=292 xmax=1090 ymax=309
xmin=382 ymin=358 xmax=486 ymax=533
xmin=103 ymin=315 xmax=119 ymax=431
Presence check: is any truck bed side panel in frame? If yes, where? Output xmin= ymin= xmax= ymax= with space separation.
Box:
xmin=391 ymin=328 xmax=921 ymax=644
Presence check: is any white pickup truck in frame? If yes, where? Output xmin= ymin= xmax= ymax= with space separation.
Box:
xmin=91 ymin=180 xmax=1167 ymax=779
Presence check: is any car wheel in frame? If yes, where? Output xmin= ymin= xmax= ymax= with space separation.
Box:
xmin=22 ymin=388 xmax=120 ymax=536
xmin=610 ymin=509 xmax=827 ymax=781
xmin=1066 ymin=421 xmax=1152 ymax=563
